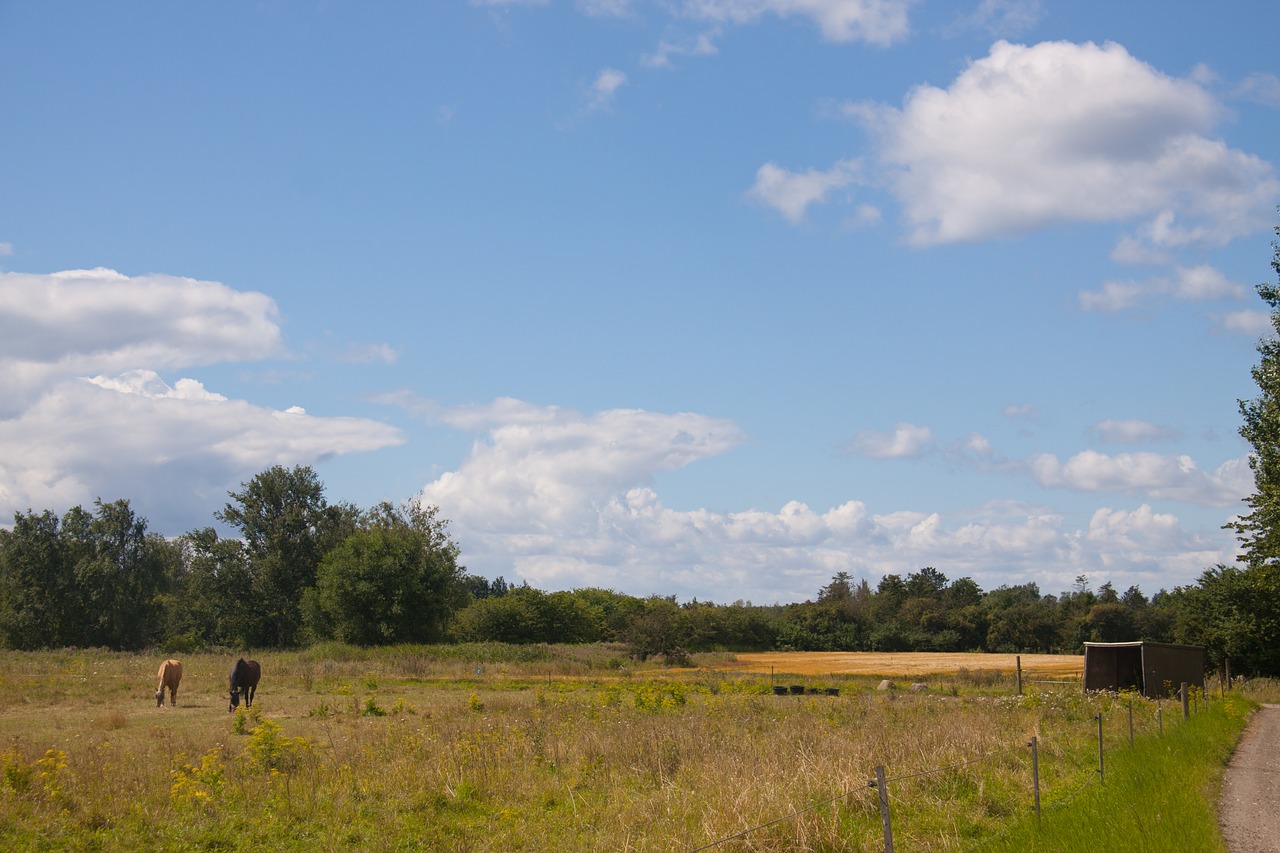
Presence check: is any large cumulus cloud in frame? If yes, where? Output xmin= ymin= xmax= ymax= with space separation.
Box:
xmin=0 ymin=269 xmax=401 ymax=531
xmin=417 ymin=399 xmax=1242 ymax=602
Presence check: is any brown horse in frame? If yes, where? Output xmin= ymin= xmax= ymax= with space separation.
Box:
xmin=155 ymin=659 xmax=182 ymax=707
xmin=228 ymin=658 xmax=261 ymax=712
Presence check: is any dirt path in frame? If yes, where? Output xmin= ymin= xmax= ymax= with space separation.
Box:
xmin=1221 ymin=704 xmax=1280 ymax=853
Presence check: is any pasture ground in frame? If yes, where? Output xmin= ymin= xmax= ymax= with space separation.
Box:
xmin=0 ymin=645 xmax=1257 ymax=852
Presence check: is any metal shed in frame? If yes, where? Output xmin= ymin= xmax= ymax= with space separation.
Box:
xmin=1082 ymin=641 xmax=1205 ymax=698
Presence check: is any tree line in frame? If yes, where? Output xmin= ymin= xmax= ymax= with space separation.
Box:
xmin=0 ymin=463 xmax=1276 ymax=675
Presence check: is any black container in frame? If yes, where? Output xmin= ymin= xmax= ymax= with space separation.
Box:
xmin=789 ymin=685 xmax=805 ymax=695
xmin=772 ymin=685 xmax=788 ymax=696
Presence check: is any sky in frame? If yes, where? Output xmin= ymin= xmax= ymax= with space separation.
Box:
xmin=2 ymin=1 xmax=1279 ymax=606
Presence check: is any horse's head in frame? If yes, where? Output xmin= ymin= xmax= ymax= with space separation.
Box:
xmin=228 ymin=688 xmax=240 ymax=713
xmin=156 ymin=689 xmax=165 ymax=708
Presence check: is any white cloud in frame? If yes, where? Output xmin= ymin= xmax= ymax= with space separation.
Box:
xmin=1235 ymin=72 xmax=1280 ymax=108
xmin=419 ymin=402 xmax=745 ymax=533
xmin=1220 ymin=310 xmax=1272 ymax=336
xmin=1109 ymin=234 xmax=1173 ymax=266
xmin=404 ymin=398 xmax=1243 ymax=600
xmin=677 ymin=0 xmax=914 ymax=45
xmin=642 ymin=31 xmax=720 ymax=68
xmin=0 ymin=242 xmax=12 ymax=257
xmin=844 ymin=203 xmax=883 ymax=229
xmin=747 ymin=159 xmax=860 ymax=223
xmin=587 ymin=68 xmax=628 ymax=111
xmin=950 ymin=0 xmax=1044 ymax=37
xmin=1003 ymin=403 xmax=1037 ymax=421
xmin=1089 ymin=419 xmax=1180 ymax=445
xmin=577 ymin=0 xmax=635 ymax=17
xmin=1028 ymin=449 xmax=1250 ymax=507
xmin=0 ymin=268 xmax=284 ymax=416
xmin=1079 ymin=279 xmax=1147 ymax=312
xmin=1079 ymin=264 xmax=1245 ymax=311
xmin=847 ymin=422 xmax=935 ymax=459
xmin=0 ymin=268 xmax=404 ymax=532
xmin=342 ymin=343 xmax=399 ymax=365
xmin=849 ymin=40 xmax=1279 ymax=246
xmin=0 ymin=371 xmax=402 ymax=532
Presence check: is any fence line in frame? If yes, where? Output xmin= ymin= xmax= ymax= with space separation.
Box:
xmin=686 ymin=682 xmax=1205 ymax=853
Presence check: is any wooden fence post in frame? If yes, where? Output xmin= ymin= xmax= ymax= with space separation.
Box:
xmin=1128 ymin=699 xmax=1134 ymax=747
xmin=874 ymin=765 xmax=894 ymax=853
xmin=1181 ymin=683 xmax=1190 ymax=719
xmin=1016 ymin=655 xmax=1023 ymax=696
xmin=1028 ymin=737 xmax=1041 ymax=825
xmin=1096 ymin=713 xmax=1105 ymax=785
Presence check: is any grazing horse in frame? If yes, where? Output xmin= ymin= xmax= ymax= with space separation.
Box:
xmin=155 ymin=659 xmax=182 ymax=707
xmin=228 ymin=658 xmax=261 ymax=712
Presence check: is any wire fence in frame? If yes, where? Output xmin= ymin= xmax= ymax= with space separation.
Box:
xmin=687 ymin=679 xmax=1211 ymax=852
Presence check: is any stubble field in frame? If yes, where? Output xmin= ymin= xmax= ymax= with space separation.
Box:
xmin=721 ymin=651 xmax=1083 ymax=678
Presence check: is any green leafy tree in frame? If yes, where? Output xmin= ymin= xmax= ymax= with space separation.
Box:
xmin=64 ymin=499 xmax=170 ymax=649
xmin=1232 ymin=221 xmax=1280 ymax=565
xmin=0 ymin=509 xmax=74 ymax=649
xmin=1172 ymin=564 xmax=1280 ymax=675
xmin=1084 ymin=602 xmax=1134 ymax=643
xmin=163 ymin=527 xmax=256 ymax=648
xmin=452 ymin=587 xmax=544 ymax=643
xmin=624 ymin=596 xmax=691 ymax=662
xmin=216 ymin=466 xmax=358 ymax=646
xmin=1211 ymin=219 xmax=1280 ymax=675
xmin=1 ymin=500 xmax=172 ymax=650
xmin=304 ymin=501 xmax=465 ymax=645
xmin=905 ymin=567 xmax=948 ymax=599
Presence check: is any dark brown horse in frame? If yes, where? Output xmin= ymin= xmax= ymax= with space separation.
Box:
xmin=228 ymin=658 xmax=261 ymax=712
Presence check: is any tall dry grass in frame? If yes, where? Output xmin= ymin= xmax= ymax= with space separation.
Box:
xmin=0 ymin=647 xmax=1244 ymax=851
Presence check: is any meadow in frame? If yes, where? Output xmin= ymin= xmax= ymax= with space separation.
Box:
xmin=0 ymin=644 xmax=1265 ymax=851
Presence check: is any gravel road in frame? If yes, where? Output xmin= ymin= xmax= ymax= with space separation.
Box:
xmin=1221 ymin=704 xmax=1280 ymax=853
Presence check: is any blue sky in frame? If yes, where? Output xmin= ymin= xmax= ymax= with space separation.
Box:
xmin=2 ymin=0 xmax=1278 ymax=604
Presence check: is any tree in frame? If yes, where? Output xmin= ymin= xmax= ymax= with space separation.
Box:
xmin=164 ymin=527 xmax=257 ymax=648
xmin=304 ymin=501 xmax=465 ymax=645
xmin=1233 ymin=221 xmax=1280 ymax=567
xmin=818 ymin=572 xmax=855 ymax=603
xmin=905 ymin=567 xmax=948 ymax=599
xmin=65 ymin=499 xmax=171 ymax=649
xmin=1084 ymin=602 xmax=1134 ymax=643
xmin=0 ymin=509 xmax=73 ymax=649
xmin=216 ymin=466 xmax=358 ymax=646
xmin=1215 ymin=218 xmax=1280 ymax=675
xmin=624 ymin=596 xmax=691 ymax=663
xmin=452 ymin=589 xmax=544 ymax=643
xmin=0 ymin=500 xmax=172 ymax=650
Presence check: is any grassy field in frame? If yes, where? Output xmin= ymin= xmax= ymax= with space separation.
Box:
xmin=0 ymin=645 xmax=1259 ymax=851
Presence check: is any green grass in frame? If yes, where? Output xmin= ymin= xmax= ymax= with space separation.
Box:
xmin=0 ymin=647 xmax=1262 ymax=851
xmin=963 ymin=689 xmax=1256 ymax=853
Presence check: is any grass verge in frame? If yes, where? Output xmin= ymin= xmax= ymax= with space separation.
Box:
xmin=977 ymin=691 xmax=1255 ymax=853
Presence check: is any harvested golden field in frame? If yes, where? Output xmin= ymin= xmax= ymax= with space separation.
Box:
xmin=721 ymin=651 xmax=1084 ymax=678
